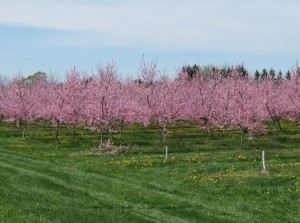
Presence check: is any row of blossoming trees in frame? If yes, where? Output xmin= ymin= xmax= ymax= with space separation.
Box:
xmin=1 ymin=62 xmax=300 ymax=146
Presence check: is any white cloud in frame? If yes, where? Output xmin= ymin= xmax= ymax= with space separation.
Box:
xmin=0 ymin=0 xmax=299 ymax=52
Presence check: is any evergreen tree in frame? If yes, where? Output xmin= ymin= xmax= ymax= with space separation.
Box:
xmin=261 ymin=69 xmax=268 ymax=80
xmin=254 ymin=70 xmax=260 ymax=80
xmin=236 ymin=64 xmax=248 ymax=78
xmin=182 ymin=64 xmax=200 ymax=79
xmin=276 ymin=70 xmax=283 ymax=84
xmin=269 ymin=68 xmax=276 ymax=80
xmin=278 ymin=70 xmax=283 ymax=79
xmin=286 ymin=70 xmax=291 ymax=80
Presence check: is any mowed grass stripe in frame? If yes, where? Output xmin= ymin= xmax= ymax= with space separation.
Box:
xmin=0 ymin=161 xmax=198 ymax=223
xmin=1 ymin=149 xmax=237 ymax=222
xmin=0 ymin=148 xmax=241 ymax=222
xmin=0 ymin=148 xmax=238 ymax=208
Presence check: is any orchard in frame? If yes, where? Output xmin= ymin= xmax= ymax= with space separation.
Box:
xmin=1 ymin=63 xmax=300 ymax=223
xmin=1 ymin=62 xmax=300 ymax=146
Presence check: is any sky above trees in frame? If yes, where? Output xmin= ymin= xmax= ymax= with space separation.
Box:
xmin=0 ymin=0 xmax=299 ymax=78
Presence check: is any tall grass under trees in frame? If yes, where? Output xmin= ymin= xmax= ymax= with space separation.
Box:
xmin=0 ymin=62 xmax=300 ymax=222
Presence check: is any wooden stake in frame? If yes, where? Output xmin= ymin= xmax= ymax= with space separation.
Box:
xmin=261 ymin=150 xmax=269 ymax=175
xmin=165 ymin=146 xmax=168 ymax=160
xmin=262 ymin=151 xmax=266 ymax=169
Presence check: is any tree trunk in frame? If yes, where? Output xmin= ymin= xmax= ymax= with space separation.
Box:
xmin=120 ymin=122 xmax=123 ymax=135
xmin=165 ymin=146 xmax=168 ymax=160
xmin=71 ymin=124 xmax=76 ymax=139
xmin=209 ymin=128 xmax=214 ymax=140
xmin=100 ymin=131 xmax=103 ymax=147
xmin=55 ymin=120 xmax=60 ymax=143
xmin=109 ymin=125 xmax=114 ymax=142
xmin=219 ymin=130 xmax=224 ymax=145
xmin=240 ymin=130 xmax=243 ymax=153
xmin=275 ymin=117 xmax=283 ymax=131
xmin=22 ymin=121 xmax=27 ymax=139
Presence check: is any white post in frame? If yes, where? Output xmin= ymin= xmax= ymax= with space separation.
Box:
xmin=261 ymin=150 xmax=269 ymax=174
xmin=262 ymin=150 xmax=266 ymax=170
xmin=165 ymin=146 xmax=168 ymax=160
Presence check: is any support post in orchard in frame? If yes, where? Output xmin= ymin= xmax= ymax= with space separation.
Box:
xmin=165 ymin=146 xmax=168 ymax=160
xmin=261 ymin=150 xmax=269 ymax=175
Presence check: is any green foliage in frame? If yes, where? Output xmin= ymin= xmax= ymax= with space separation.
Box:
xmin=254 ymin=70 xmax=260 ymax=80
xmin=181 ymin=64 xmax=248 ymax=80
xmin=182 ymin=64 xmax=201 ymax=79
xmin=261 ymin=69 xmax=268 ymax=80
xmin=0 ymin=122 xmax=299 ymax=222
xmin=23 ymin=71 xmax=47 ymax=85
xmin=235 ymin=64 xmax=248 ymax=78
xmin=269 ymin=68 xmax=276 ymax=80
xmin=286 ymin=70 xmax=291 ymax=80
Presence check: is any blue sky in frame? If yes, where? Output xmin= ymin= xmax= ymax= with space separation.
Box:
xmin=0 ymin=0 xmax=299 ymax=79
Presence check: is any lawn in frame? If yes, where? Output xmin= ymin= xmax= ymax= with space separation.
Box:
xmin=0 ymin=122 xmax=299 ymax=222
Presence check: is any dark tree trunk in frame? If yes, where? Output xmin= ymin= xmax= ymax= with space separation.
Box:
xmin=240 ymin=130 xmax=243 ymax=153
xmin=209 ymin=128 xmax=214 ymax=140
xmin=219 ymin=130 xmax=224 ymax=145
xmin=22 ymin=120 xmax=27 ymax=139
xmin=55 ymin=120 xmax=60 ymax=143
xmin=275 ymin=117 xmax=283 ymax=131
xmin=100 ymin=130 xmax=103 ymax=147
xmin=120 ymin=122 xmax=123 ymax=134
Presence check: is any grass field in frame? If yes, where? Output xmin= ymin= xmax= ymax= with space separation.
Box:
xmin=0 ymin=122 xmax=299 ymax=222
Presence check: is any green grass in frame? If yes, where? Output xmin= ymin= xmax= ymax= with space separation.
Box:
xmin=0 ymin=122 xmax=299 ymax=222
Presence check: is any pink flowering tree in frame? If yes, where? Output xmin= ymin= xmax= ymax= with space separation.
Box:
xmin=133 ymin=58 xmax=159 ymax=127
xmin=60 ymin=68 xmax=89 ymax=137
xmin=43 ymin=72 xmax=81 ymax=142
xmin=132 ymin=59 xmax=189 ymax=147
xmin=119 ymin=78 xmax=141 ymax=128
xmin=227 ymin=75 xmax=265 ymax=150
xmin=0 ymin=78 xmax=10 ymax=125
xmin=5 ymin=74 xmax=38 ymax=138
xmin=42 ymin=81 xmax=65 ymax=142
xmin=187 ymin=74 xmax=222 ymax=139
xmin=84 ymin=63 xmax=122 ymax=145
xmin=279 ymin=68 xmax=300 ymax=130
xmin=0 ymin=77 xmax=7 ymax=123
xmin=45 ymin=68 xmax=90 ymax=142
xmin=30 ymin=77 xmax=53 ymax=128
xmin=150 ymin=74 xmax=189 ymax=147
xmin=210 ymin=76 xmax=235 ymax=144
xmin=256 ymin=77 xmax=288 ymax=131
